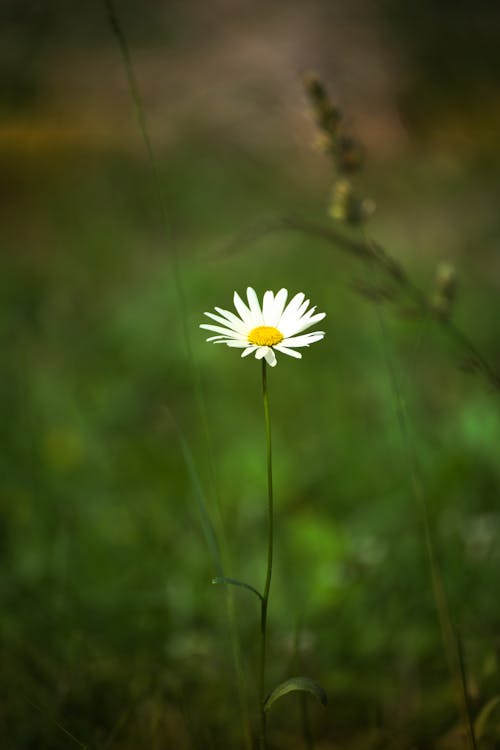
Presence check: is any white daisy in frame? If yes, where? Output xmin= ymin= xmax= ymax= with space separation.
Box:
xmin=200 ymin=287 xmax=326 ymax=367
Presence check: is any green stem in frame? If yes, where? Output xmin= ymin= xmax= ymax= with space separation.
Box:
xmin=259 ymin=360 xmax=274 ymax=750
xmin=373 ymin=300 xmax=476 ymax=750
xmin=104 ymin=5 xmax=254 ymax=748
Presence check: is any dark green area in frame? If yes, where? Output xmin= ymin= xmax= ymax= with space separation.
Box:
xmin=2 ymin=128 xmax=500 ymax=749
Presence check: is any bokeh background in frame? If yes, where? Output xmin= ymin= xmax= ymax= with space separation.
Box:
xmin=2 ymin=1 xmax=500 ymax=748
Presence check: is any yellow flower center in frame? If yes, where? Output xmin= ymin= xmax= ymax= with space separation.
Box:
xmin=248 ymin=325 xmax=284 ymax=347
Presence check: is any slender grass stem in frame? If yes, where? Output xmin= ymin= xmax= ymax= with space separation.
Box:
xmin=373 ymin=300 xmax=476 ymax=750
xmin=259 ymin=360 xmax=274 ymax=750
xmin=103 ymin=0 xmax=191 ymax=356
xmin=103 ymin=4 xmax=253 ymax=747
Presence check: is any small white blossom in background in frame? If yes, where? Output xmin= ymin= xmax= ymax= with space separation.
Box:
xmin=200 ymin=287 xmax=326 ymax=367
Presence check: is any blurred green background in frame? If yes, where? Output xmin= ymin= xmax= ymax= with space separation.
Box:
xmin=2 ymin=1 xmax=500 ymax=748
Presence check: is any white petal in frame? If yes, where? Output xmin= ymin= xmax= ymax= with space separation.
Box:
xmin=246 ymin=287 xmax=263 ymax=324
xmin=233 ymin=291 xmax=252 ymax=325
xmin=203 ymin=311 xmax=245 ymax=333
xmin=284 ymin=311 xmax=326 ymax=337
xmin=255 ymin=346 xmax=269 ymax=360
xmin=278 ymin=291 xmax=305 ymax=323
xmin=264 ymin=348 xmax=277 ymax=367
xmin=242 ymin=346 xmax=257 ymax=357
xmin=282 ymin=298 xmax=312 ymax=332
xmin=274 ymin=344 xmax=302 ymax=359
xmin=281 ymin=332 xmax=325 ymax=348
xmin=268 ymin=288 xmax=288 ymax=326
xmin=295 ymin=312 xmax=326 ymax=333
xmin=206 ymin=335 xmax=227 ymax=341
xmin=225 ymin=340 xmax=250 ymax=348
xmin=213 ymin=307 xmax=249 ymax=333
xmin=200 ymin=323 xmax=245 ymax=339
xmin=279 ymin=302 xmax=313 ymax=334
xmin=278 ymin=295 xmax=312 ymax=335
xmin=296 ymin=298 xmax=311 ymax=318
xmin=262 ymin=290 xmax=275 ymax=322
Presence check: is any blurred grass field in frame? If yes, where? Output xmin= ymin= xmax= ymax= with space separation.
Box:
xmin=2 ymin=134 xmax=500 ymax=748
xmin=2 ymin=2 xmax=500 ymax=748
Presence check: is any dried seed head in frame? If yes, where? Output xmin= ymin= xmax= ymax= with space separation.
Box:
xmin=431 ymin=262 xmax=457 ymax=317
xmin=338 ymin=135 xmax=365 ymax=174
xmin=328 ymin=179 xmax=375 ymax=224
xmin=303 ymin=72 xmax=342 ymax=150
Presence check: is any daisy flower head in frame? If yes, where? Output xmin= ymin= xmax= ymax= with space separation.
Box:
xmin=200 ymin=287 xmax=326 ymax=367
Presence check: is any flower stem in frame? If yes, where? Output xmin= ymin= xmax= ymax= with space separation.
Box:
xmin=259 ymin=360 xmax=274 ymax=750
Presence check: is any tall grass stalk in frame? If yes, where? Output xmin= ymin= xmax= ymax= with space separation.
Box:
xmin=373 ymin=298 xmax=477 ymax=750
xmin=102 ymin=3 xmax=252 ymax=747
xmin=103 ymin=0 xmax=189 ymax=354
xmin=175 ymin=414 xmax=253 ymax=749
xmin=26 ymin=699 xmax=88 ymax=749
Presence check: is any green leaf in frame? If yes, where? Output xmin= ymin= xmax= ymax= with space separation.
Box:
xmin=264 ymin=677 xmax=327 ymax=712
xmin=212 ymin=576 xmax=263 ymax=601
xmin=475 ymin=694 xmax=500 ymax=740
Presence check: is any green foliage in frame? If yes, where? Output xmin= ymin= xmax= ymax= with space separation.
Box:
xmin=212 ymin=577 xmax=263 ymax=601
xmin=2 ymin=132 xmax=500 ymax=748
xmin=264 ymin=677 xmax=327 ymax=712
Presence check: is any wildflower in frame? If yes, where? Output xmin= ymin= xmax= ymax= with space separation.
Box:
xmin=200 ymin=287 xmax=326 ymax=367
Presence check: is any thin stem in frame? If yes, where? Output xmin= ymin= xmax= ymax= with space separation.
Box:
xmin=103 ymin=4 xmax=253 ymax=746
xmin=259 ymin=360 xmax=274 ymax=750
xmin=373 ymin=301 xmax=476 ymax=750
